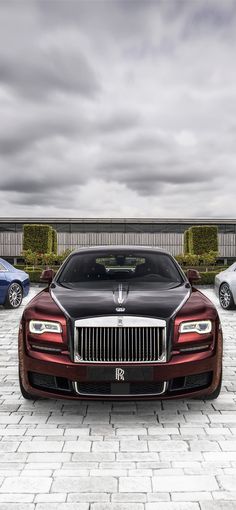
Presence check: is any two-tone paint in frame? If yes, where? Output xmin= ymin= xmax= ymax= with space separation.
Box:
xmin=18 ymin=247 xmax=223 ymax=400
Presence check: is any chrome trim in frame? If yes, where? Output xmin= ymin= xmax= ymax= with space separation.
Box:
xmin=31 ymin=344 xmax=62 ymax=353
xmin=179 ymin=344 xmax=210 ymax=352
xmin=74 ymin=316 xmax=166 ymax=328
xmin=73 ymin=380 xmax=168 ymax=397
xmin=74 ymin=315 xmax=167 ymax=364
xmin=169 ymin=289 xmax=191 ymax=318
xmin=50 ymin=289 xmax=70 ymax=318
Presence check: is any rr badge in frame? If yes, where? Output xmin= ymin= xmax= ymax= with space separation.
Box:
xmin=115 ymin=368 xmax=125 ymax=381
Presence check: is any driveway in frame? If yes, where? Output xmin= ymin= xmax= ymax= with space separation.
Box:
xmin=0 ymin=286 xmax=235 ymax=509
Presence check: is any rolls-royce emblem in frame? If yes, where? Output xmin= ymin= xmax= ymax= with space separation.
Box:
xmin=116 ymin=307 xmax=126 ymax=313
xmin=117 ymin=317 xmax=123 ymax=327
xmin=113 ymin=284 xmax=128 ymax=309
xmin=115 ymin=368 xmax=125 ymax=381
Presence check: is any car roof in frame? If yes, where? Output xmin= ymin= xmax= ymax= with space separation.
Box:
xmin=70 ymin=245 xmax=171 ymax=256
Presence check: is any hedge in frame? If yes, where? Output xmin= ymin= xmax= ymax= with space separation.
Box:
xmin=23 ymin=224 xmax=53 ymax=253
xmin=198 ymin=271 xmax=218 ymax=285
xmin=188 ymin=226 xmax=218 ymax=255
xmin=175 ymin=251 xmax=218 ymax=268
xmin=52 ymin=228 xmax=57 ymax=254
xmin=184 ymin=229 xmax=190 ymax=254
xmin=27 ymin=270 xmax=43 ymax=283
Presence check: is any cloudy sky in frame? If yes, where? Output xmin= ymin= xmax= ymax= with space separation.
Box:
xmin=0 ymin=0 xmax=236 ymax=219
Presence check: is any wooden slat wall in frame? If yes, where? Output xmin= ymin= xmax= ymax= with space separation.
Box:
xmin=0 ymin=231 xmax=235 ymax=258
xmin=218 ymin=234 xmax=236 ymax=257
xmin=0 ymin=233 xmax=23 ymax=257
xmin=57 ymin=233 xmax=184 ymax=256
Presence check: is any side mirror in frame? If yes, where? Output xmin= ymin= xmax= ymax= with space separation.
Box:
xmin=186 ymin=268 xmax=201 ymax=285
xmin=40 ymin=268 xmax=55 ymax=284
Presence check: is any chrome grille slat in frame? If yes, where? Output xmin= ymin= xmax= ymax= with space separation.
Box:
xmin=75 ymin=323 xmax=166 ymax=363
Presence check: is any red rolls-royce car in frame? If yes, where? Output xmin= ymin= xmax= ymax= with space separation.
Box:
xmin=18 ymin=246 xmax=223 ymax=400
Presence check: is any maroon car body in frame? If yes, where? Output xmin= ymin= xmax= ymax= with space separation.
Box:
xmin=18 ymin=247 xmax=223 ymax=400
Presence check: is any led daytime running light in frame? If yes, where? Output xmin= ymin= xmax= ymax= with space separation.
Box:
xmin=29 ymin=320 xmax=62 ymax=334
xmin=179 ymin=320 xmax=212 ymax=335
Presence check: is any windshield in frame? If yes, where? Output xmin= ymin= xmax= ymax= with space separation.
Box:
xmin=57 ymin=250 xmax=184 ymax=288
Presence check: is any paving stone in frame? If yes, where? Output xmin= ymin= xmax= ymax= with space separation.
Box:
xmin=36 ymin=505 xmax=89 ymax=510
xmin=152 ymin=475 xmax=219 ymax=492
xmin=0 ymin=476 xmax=52 ymax=493
xmin=91 ymin=504 xmax=144 ymax=510
xmin=0 ymin=494 xmax=34 ymax=502
xmin=0 ymin=505 xmax=34 ymax=510
xmin=119 ymin=476 xmax=151 ymax=492
xmin=67 ymin=493 xmax=110 ymax=502
xmin=0 ymin=286 xmax=235 ymax=506
xmin=200 ymin=502 xmax=236 ymax=509
xmin=52 ymin=477 xmax=117 ymax=493
xmin=120 ymin=440 xmax=148 ymax=451
xmin=111 ymin=493 xmax=147 ymax=502
xmin=62 ymin=441 xmax=91 ymax=452
xmin=18 ymin=441 xmax=64 ymax=452
xmin=146 ymin=504 xmax=199 ymax=510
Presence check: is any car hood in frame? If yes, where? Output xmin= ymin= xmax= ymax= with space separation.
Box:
xmin=17 ymin=269 xmax=29 ymax=278
xmin=50 ymin=281 xmax=190 ymax=321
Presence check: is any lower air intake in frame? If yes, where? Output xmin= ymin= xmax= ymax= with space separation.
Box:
xmin=74 ymin=381 xmax=166 ymax=396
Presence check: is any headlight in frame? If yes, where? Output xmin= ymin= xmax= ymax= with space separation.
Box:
xmin=179 ymin=320 xmax=212 ymax=334
xmin=29 ymin=320 xmax=62 ymax=334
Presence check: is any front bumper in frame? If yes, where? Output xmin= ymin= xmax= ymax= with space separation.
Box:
xmin=19 ymin=347 xmax=222 ymax=400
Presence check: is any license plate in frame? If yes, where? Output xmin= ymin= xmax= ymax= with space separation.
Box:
xmin=87 ymin=366 xmax=154 ymax=382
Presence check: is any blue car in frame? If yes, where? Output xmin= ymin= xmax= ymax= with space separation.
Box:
xmin=0 ymin=258 xmax=30 ymax=309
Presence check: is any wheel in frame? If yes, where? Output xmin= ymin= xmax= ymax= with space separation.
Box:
xmin=4 ymin=282 xmax=23 ymax=309
xmin=19 ymin=370 xmax=35 ymax=400
xmin=219 ymin=283 xmax=235 ymax=310
xmin=204 ymin=371 xmax=222 ymax=400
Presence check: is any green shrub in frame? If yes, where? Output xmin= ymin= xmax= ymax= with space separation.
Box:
xmin=22 ymin=248 xmax=72 ymax=269
xmin=27 ymin=270 xmax=43 ymax=283
xmin=176 ymin=250 xmax=218 ymax=268
xmin=23 ymin=224 xmax=53 ymax=253
xmin=198 ymin=271 xmax=218 ymax=285
xmin=22 ymin=250 xmax=41 ymax=268
xmin=184 ymin=229 xmax=190 ymax=254
xmin=52 ymin=228 xmax=57 ymax=254
xmin=188 ymin=226 xmax=218 ymax=255
xmin=176 ymin=253 xmax=199 ymax=266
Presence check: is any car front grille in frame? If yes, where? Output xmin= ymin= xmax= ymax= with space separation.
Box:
xmin=74 ymin=316 xmax=167 ymax=363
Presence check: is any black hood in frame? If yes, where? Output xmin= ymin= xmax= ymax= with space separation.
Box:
xmin=50 ymin=281 xmax=190 ymax=321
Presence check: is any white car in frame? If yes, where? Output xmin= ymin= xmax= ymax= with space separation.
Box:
xmin=215 ymin=262 xmax=236 ymax=309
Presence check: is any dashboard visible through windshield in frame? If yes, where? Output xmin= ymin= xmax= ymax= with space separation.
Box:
xmin=57 ymin=251 xmax=184 ymax=288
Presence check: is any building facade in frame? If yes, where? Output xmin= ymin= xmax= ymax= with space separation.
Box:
xmin=0 ymin=218 xmax=236 ymax=261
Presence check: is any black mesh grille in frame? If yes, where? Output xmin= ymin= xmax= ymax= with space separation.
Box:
xmin=76 ymin=381 xmax=165 ymax=396
xmin=169 ymin=372 xmax=212 ymax=393
xmin=28 ymin=372 xmax=71 ymax=393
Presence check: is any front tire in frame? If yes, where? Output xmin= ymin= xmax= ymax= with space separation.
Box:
xmin=5 ymin=282 xmax=23 ymax=309
xmin=219 ymin=283 xmax=235 ymax=310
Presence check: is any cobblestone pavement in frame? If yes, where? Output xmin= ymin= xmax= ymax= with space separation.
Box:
xmin=0 ymin=286 xmax=236 ymax=510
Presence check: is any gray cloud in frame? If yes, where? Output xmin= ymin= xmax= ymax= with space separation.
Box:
xmin=0 ymin=44 xmax=99 ymax=100
xmin=0 ymin=0 xmax=235 ymax=218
